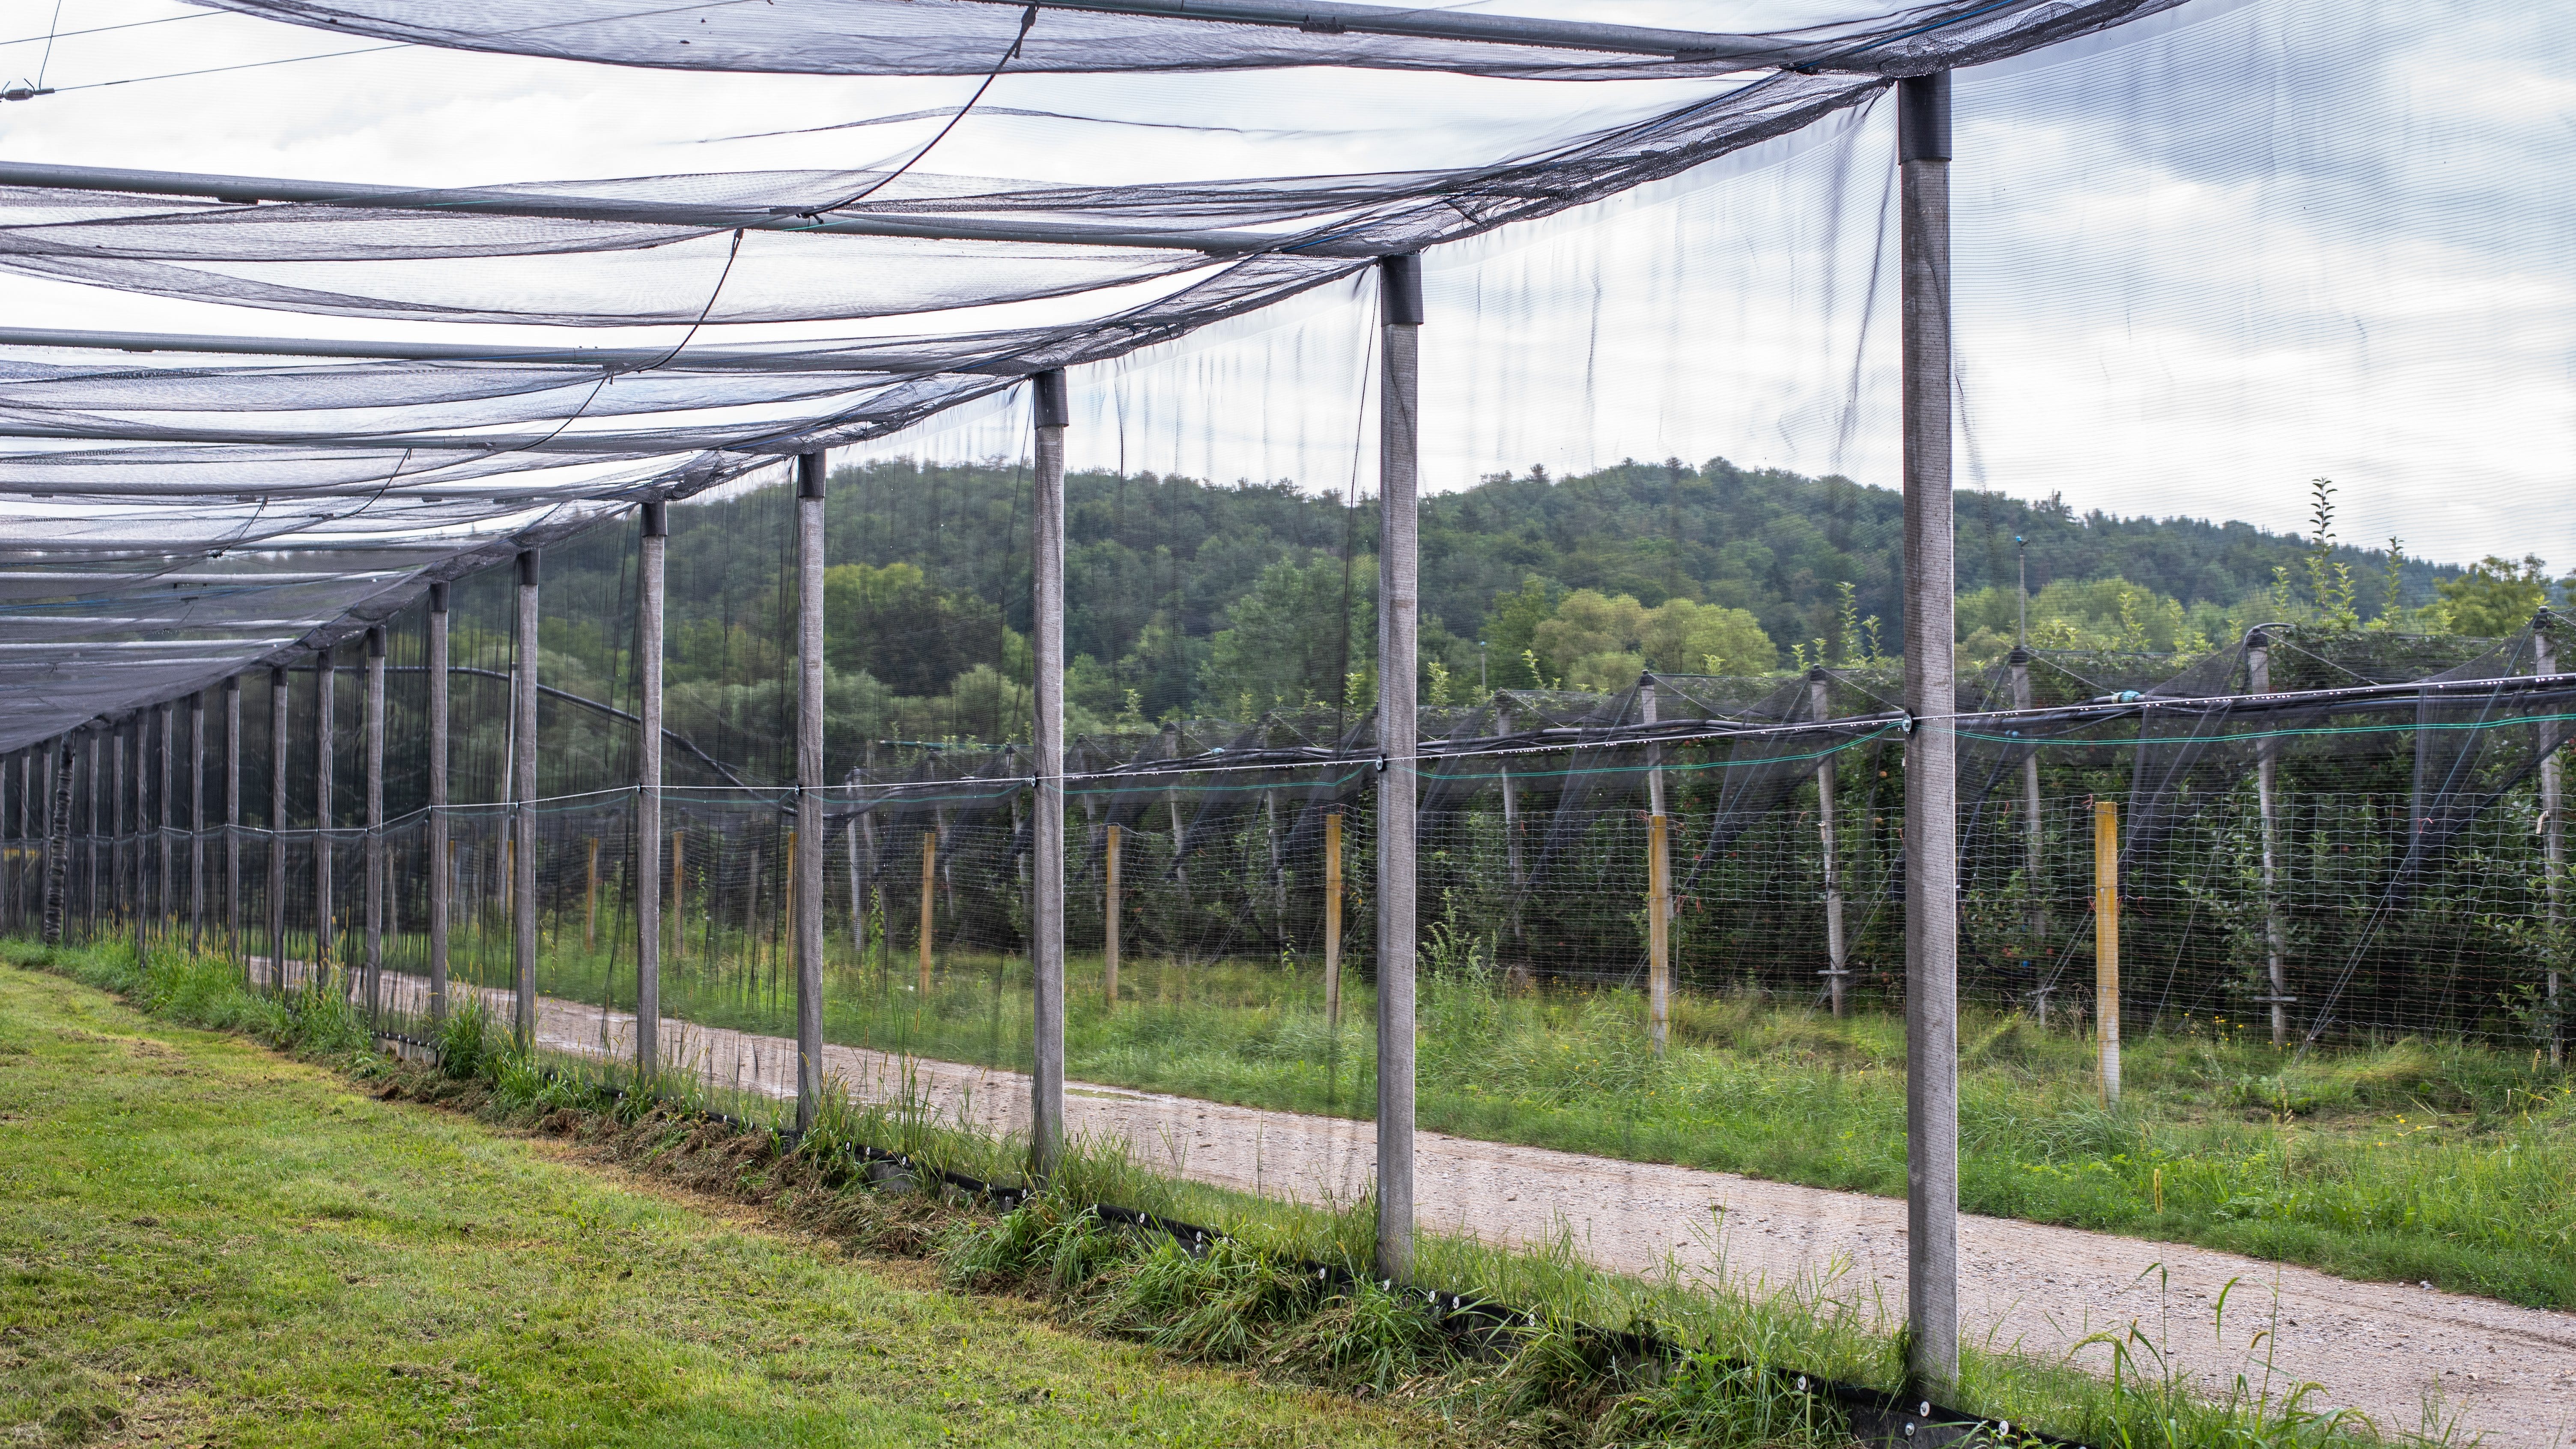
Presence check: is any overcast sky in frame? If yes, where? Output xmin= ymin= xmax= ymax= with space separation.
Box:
xmin=1 ymin=0 xmax=2567 ymax=571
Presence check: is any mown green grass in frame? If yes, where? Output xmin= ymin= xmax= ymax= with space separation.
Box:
xmin=510 ymin=925 xmax=2576 ymax=1311
xmin=21 ymin=937 xmax=2432 ymax=1448
xmin=0 ymin=953 xmax=1451 ymax=1448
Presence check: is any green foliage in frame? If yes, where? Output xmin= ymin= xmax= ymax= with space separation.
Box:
xmin=1201 ymin=553 xmax=1371 ymax=711
xmin=2303 ymin=478 xmax=2361 ymax=630
xmin=2434 ymin=554 xmax=2553 ymax=637
xmin=1529 ymin=588 xmax=1777 ymax=687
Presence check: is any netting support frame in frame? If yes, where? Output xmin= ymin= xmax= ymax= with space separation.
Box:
xmin=1898 ymin=67 xmax=1960 ymax=1393
xmin=1376 ymin=253 xmax=1423 ymax=1284
xmin=1032 ymin=369 xmax=1071 ymax=1177
xmin=265 ymin=669 xmax=286 ymax=993
xmin=364 ymin=627 xmax=387 ymax=1023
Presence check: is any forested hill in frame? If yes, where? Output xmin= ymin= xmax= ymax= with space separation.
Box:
xmin=631 ymin=454 xmax=2475 ymax=736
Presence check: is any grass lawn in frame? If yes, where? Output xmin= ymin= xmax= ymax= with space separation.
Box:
xmin=505 ymin=930 xmax=2576 ymax=1312
xmin=0 ymin=959 xmax=1447 ymax=1448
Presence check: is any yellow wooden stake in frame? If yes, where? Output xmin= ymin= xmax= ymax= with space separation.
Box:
xmin=2095 ymin=798 xmax=2122 ymax=1106
xmin=584 ymin=836 xmax=599 ymax=950
xmin=1323 ymin=810 xmax=1343 ymax=1029
xmin=1104 ymin=823 xmax=1121 ymax=1011
xmin=919 ymin=831 xmax=936 ymax=996
xmin=1648 ymin=812 xmax=1671 ymax=1056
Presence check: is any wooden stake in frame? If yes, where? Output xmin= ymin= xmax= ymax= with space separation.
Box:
xmin=1104 ymin=822 xmax=1121 ymax=1010
xmin=918 ymin=831 xmax=935 ymax=997
xmin=584 ymin=837 xmax=600 ymax=950
xmin=2094 ymin=797 xmax=2121 ymax=1106
xmin=1648 ymin=812 xmax=1670 ymax=1055
xmin=1323 ymin=810 xmax=1343 ymax=1028
xmin=670 ymin=831 xmax=684 ymax=965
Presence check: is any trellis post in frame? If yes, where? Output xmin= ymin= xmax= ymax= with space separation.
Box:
xmin=1640 ymin=672 xmax=1670 ymax=1054
xmin=44 ymin=735 xmax=70 ymax=944
xmin=2537 ymin=619 xmax=2563 ymax=1065
xmin=158 ymin=702 xmax=174 ymax=939
xmin=267 ymin=667 xmax=287 ymax=991
xmin=427 ymin=583 xmax=451 ymax=1022
xmin=2094 ymin=798 xmax=2121 ymax=1105
xmin=1104 ymin=823 xmax=1122 ymax=1010
xmin=1376 ymin=251 xmax=1422 ymax=1283
xmin=794 ymin=451 xmax=829 ymax=1136
xmin=1031 ymin=369 xmax=1070 ymax=1175
xmin=1898 ymin=69 xmax=1960 ymax=1391
xmin=513 ymin=549 xmax=540 ymax=1047
xmin=190 ymin=690 xmax=206 ymax=950
xmin=364 ymin=627 xmax=386 ymax=1021
xmin=2010 ymin=648 xmax=2046 ymax=1022
xmin=1810 ymin=668 xmax=1851 ymax=1017
xmin=636 ymin=505 xmax=666 ymax=1076
xmin=315 ymin=646 xmax=337 ymax=989
xmin=2246 ymin=630 xmax=2291 ymax=1047
xmin=224 ymin=676 xmax=240 ymax=963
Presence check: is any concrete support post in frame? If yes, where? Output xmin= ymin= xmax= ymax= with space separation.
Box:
xmin=1031 ymin=370 xmax=1070 ymax=1176
xmin=1375 ymin=252 xmax=1423 ymax=1284
xmin=44 ymin=736 xmax=70 ymax=944
xmin=111 ymin=724 xmax=125 ymax=932
xmin=427 ymin=583 xmax=451 ymax=1022
xmin=794 ymin=453 xmax=829 ymax=1136
xmin=224 ymin=677 xmax=240 ymax=962
xmin=268 ymin=668 xmax=287 ymax=991
xmin=1898 ymin=70 xmax=1960 ymax=1392
xmin=88 ymin=729 xmax=101 ymax=937
xmin=2537 ymin=623 xmax=2563 ymax=1066
xmin=190 ymin=691 xmax=206 ymax=950
xmin=364 ymin=627 xmax=387 ymax=1021
xmin=315 ymin=648 xmax=337 ymax=989
xmin=636 ymin=508 xmax=666 ymax=1076
xmin=513 ymin=550 xmax=541 ymax=1048
xmin=1810 ymin=669 xmax=1851 ymax=1017
xmin=159 ymin=702 xmax=175 ymax=937
xmin=1 ymin=751 xmax=12 ymax=936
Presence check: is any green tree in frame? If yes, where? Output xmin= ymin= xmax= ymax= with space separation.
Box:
xmin=2434 ymin=555 xmax=2551 ymax=636
xmin=1201 ymin=555 xmax=1371 ymax=712
xmin=1530 ymin=588 xmax=1775 ymax=690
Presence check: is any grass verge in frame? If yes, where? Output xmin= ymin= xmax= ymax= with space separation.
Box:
xmin=17 ymin=938 xmax=2457 ymax=1448
xmin=0 ymin=949 xmax=1450 ymax=1448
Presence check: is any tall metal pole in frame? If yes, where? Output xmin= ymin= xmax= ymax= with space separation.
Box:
xmin=315 ymin=646 xmax=337 ymax=990
xmin=2247 ymin=630 xmax=2290 ymax=1047
xmin=224 ymin=676 xmax=241 ymax=964
xmin=635 ymin=507 xmax=665 ymax=1076
xmin=1898 ymin=69 xmax=1959 ymax=1392
xmin=1031 ymin=370 xmax=1071 ymax=1174
xmin=268 ymin=667 xmax=288 ymax=991
xmin=190 ymin=689 xmax=206 ymax=950
xmin=427 ymin=583 xmax=451 ymax=1022
xmin=1811 ymin=669 xmax=1851 ymax=1017
xmin=793 ymin=454 xmax=829 ymax=1136
xmin=1375 ymin=252 xmax=1422 ymax=1284
xmin=364 ymin=627 xmax=387 ymax=1022
xmin=2537 ymin=620 xmax=2563 ymax=1066
xmin=513 ymin=549 xmax=541 ymax=1048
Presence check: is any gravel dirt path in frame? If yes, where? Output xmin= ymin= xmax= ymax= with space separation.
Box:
xmin=342 ymin=964 xmax=2576 ymax=1446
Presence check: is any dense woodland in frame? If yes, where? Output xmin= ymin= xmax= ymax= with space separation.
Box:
xmin=515 ymin=455 xmax=2562 ymax=777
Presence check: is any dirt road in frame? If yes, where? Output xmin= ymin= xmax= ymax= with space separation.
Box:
xmin=349 ymin=965 xmax=2575 ymax=1446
